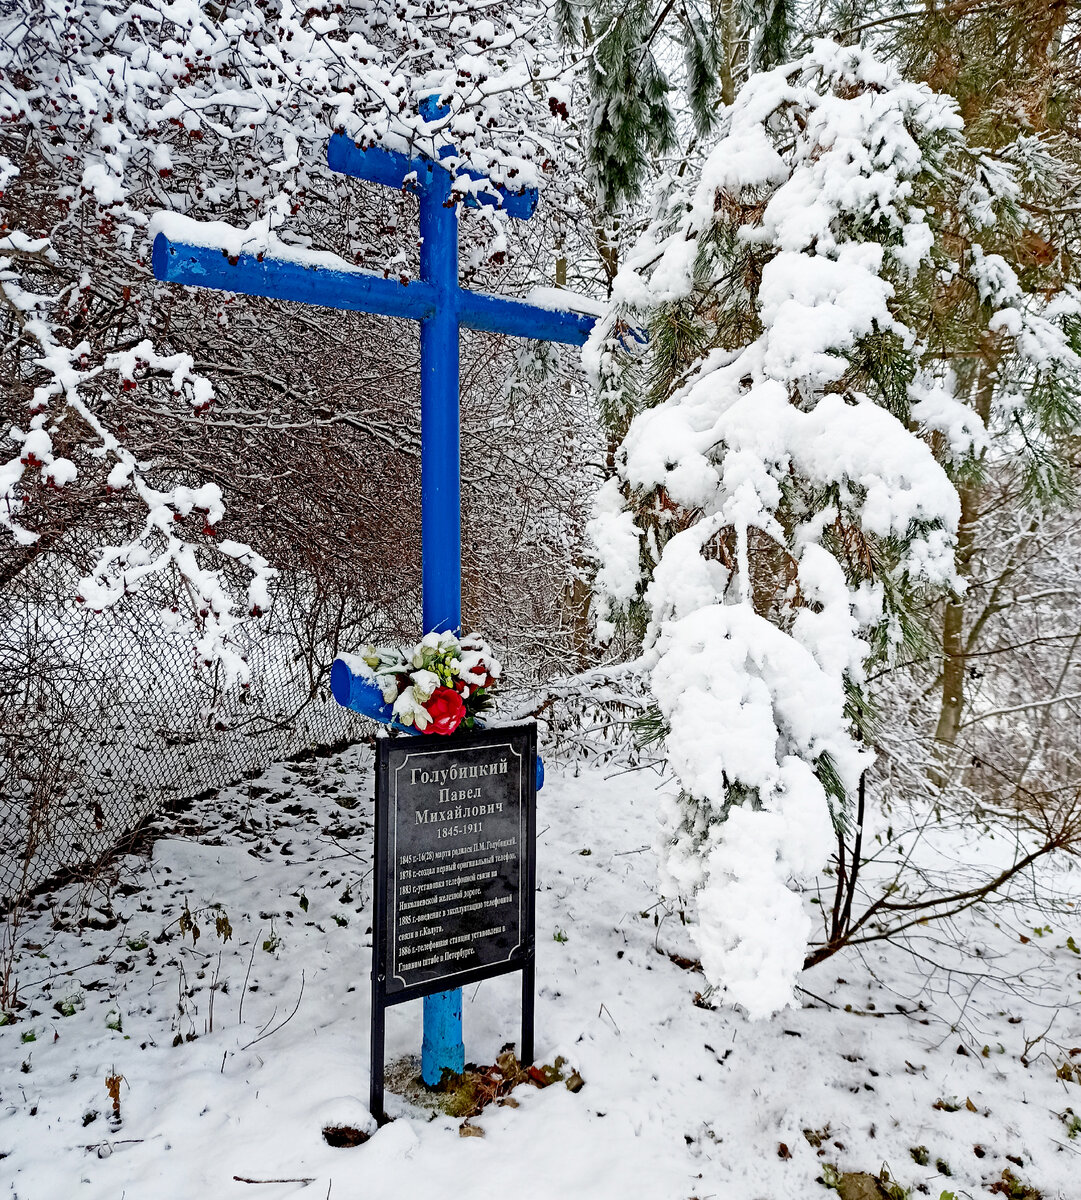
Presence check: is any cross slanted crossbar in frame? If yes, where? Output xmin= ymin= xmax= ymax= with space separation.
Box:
xmin=152 ymin=107 xmax=598 ymax=1088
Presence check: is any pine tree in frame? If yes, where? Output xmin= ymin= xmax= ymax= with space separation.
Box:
xmin=872 ymin=0 xmax=1081 ymax=759
xmin=584 ymin=38 xmax=1055 ymax=1016
xmin=555 ymin=1 xmax=803 ymax=218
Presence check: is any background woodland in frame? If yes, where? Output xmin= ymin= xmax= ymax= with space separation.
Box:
xmin=1 ymin=0 xmax=1080 ymax=1017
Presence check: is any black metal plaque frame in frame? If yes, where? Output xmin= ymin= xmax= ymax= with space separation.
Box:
xmin=370 ymin=723 xmax=537 ymax=1122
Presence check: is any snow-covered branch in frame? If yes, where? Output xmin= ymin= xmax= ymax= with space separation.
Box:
xmin=0 ymin=0 xmax=572 ymax=672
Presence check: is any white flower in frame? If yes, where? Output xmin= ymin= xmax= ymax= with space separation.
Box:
xmin=410 ymin=669 xmax=440 ymax=703
xmin=392 ymin=686 xmax=431 ymax=731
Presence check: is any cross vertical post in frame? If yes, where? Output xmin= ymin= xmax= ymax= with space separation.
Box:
xmin=418 ymin=163 xmax=461 ymax=638
xmin=417 ymin=164 xmax=466 ymax=1083
xmin=150 ymin=108 xmax=601 ymax=1107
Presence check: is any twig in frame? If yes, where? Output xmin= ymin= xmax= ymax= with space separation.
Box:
xmin=829 ymin=824 xmax=847 ymax=949
xmin=602 ymin=758 xmax=667 ymax=779
xmin=837 ymin=773 xmax=866 ymax=938
xmin=962 ymin=690 xmax=1081 ymax=727
xmin=1021 ymin=1012 xmax=1059 ymax=1065
xmin=254 ymin=1000 xmax=280 ymax=1036
xmin=597 ymin=1002 xmax=620 ymax=1034
xmin=237 ymin=931 xmax=259 ymax=1025
xmin=233 ymin=1177 xmax=315 ymax=1186
xmin=207 ymin=950 xmax=222 ymax=1034
xmin=240 ymin=971 xmax=305 ymax=1051
xmin=794 ymin=985 xmax=839 ymax=1011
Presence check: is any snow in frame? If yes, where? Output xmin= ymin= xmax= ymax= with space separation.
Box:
xmin=757 ymin=247 xmax=895 ymax=384
xmin=42 ymin=457 xmax=77 ymax=488
xmin=80 ymin=161 xmax=127 ymax=206
xmin=584 ymin=39 xmax=981 ymax=1015
xmin=526 ymin=286 xmax=607 ymax=318
xmin=651 ymin=604 xmax=858 ymax=809
xmin=585 ymin=478 xmax=643 ymax=636
xmin=648 ymin=601 xmax=860 ymax=1013
xmin=696 ymin=808 xmax=816 ymax=1020
xmin=911 ymin=372 xmax=990 ymax=462
xmin=148 ymin=212 xmax=371 ymax=276
xmin=2 ymin=747 xmax=1078 ymax=1199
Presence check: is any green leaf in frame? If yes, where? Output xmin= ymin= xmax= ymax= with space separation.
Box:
xmin=749 ymin=0 xmax=796 ymax=71
xmin=552 ymin=0 xmax=582 ymax=45
xmin=682 ymin=10 xmax=723 ymax=136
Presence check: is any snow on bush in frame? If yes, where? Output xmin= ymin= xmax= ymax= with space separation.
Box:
xmin=0 ymin=0 xmax=564 ymax=676
xmin=585 ymin=39 xmax=995 ymax=1016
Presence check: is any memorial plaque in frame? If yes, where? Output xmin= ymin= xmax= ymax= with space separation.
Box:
xmin=369 ymin=724 xmax=537 ymax=1117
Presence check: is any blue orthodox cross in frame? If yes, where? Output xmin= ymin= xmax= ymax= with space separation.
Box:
xmin=152 ymin=102 xmax=596 ymax=1089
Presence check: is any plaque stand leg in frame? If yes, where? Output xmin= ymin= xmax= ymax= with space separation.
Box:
xmin=370 ymin=979 xmax=386 ymax=1126
xmin=521 ymin=954 xmax=535 ymax=1066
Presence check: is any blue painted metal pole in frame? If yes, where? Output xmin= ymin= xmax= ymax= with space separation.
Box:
xmin=152 ymin=235 xmax=437 ymax=320
xmin=419 ymin=158 xmax=462 ymax=637
xmin=155 ymin=116 xmax=605 ymax=1093
xmin=457 ymin=289 xmax=595 ymax=345
xmin=328 ymin=133 xmax=539 ymax=219
xmin=418 ymin=161 xmax=465 ymax=1085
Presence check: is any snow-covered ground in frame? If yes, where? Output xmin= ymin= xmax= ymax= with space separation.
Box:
xmin=1 ymin=745 xmax=1079 ymax=1200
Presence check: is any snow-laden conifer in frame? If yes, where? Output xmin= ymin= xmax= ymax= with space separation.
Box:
xmin=555 ymin=1 xmax=802 ymax=215
xmin=585 ymin=39 xmax=1008 ymax=1016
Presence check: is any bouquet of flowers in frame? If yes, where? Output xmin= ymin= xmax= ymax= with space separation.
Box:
xmin=354 ymin=631 xmax=501 ymax=736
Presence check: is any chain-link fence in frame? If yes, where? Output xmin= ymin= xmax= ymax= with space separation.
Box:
xmin=0 ymin=584 xmax=371 ymax=910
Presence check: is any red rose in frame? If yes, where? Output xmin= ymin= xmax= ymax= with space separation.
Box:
xmin=425 ymin=686 xmax=466 ymax=736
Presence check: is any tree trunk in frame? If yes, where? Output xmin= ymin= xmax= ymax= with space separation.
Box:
xmin=932 ymin=341 xmax=1000 ymax=766
xmin=719 ymin=0 xmax=738 ymax=107
xmin=932 ymin=483 xmax=980 ymax=750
